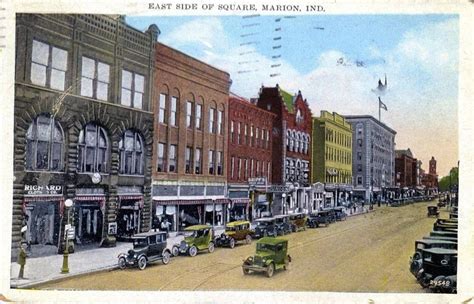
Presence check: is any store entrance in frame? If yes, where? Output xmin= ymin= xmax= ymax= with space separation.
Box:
xmin=117 ymin=200 xmax=141 ymax=241
xmin=24 ymin=201 xmax=60 ymax=255
xmin=74 ymin=203 xmax=103 ymax=246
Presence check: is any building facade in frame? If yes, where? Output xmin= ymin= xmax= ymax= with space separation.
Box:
xmin=13 ymin=14 xmax=158 ymax=256
xmin=395 ymin=148 xmax=417 ymax=188
xmin=312 ymin=111 xmax=353 ymax=209
xmin=421 ymin=156 xmax=439 ymax=194
xmin=227 ymin=95 xmax=276 ymax=220
xmin=151 ymin=43 xmax=231 ymax=231
xmin=256 ymin=85 xmax=312 ymax=215
xmin=344 ymin=115 xmax=396 ymax=203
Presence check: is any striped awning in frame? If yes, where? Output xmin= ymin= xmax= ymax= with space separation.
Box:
xmin=119 ymin=195 xmax=144 ymax=209
xmin=155 ymin=198 xmax=229 ymax=206
xmin=23 ymin=195 xmax=63 ymax=202
xmin=230 ymin=198 xmax=251 ymax=205
xmin=75 ymin=195 xmax=106 ymax=202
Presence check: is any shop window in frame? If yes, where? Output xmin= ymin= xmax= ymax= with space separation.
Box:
xmin=78 ymin=123 xmax=109 ymax=173
xmin=185 ymin=146 xmax=193 ymax=174
xmin=157 ymin=142 xmax=166 ymax=172
xmin=121 ymin=70 xmax=144 ymax=109
xmin=195 ymin=148 xmax=202 ymax=174
xmin=80 ymin=56 xmax=110 ymax=101
xmin=31 ymin=40 xmax=68 ymax=91
xmin=159 ymin=93 xmax=167 ymax=124
xmin=170 ymin=96 xmax=178 ymax=127
xmin=169 ymin=144 xmax=177 ymax=172
xmin=26 ymin=114 xmax=64 ymax=171
xmin=119 ymin=130 xmax=144 ymax=175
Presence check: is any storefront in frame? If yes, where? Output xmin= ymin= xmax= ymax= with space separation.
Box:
xmin=311 ymin=182 xmax=325 ymax=212
xmin=74 ymin=189 xmax=106 ymax=246
xmin=228 ymin=198 xmax=250 ymax=222
xmin=116 ymin=186 xmax=144 ymax=241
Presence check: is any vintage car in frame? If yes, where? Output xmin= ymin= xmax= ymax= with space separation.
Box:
xmin=433 ymin=222 xmax=458 ymax=232
xmin=117 ymin=230 xmax=172 ymax=270
xmin=427 ymin=206 xmax=440 ymax=217
xmin=430 ymin=230 xmax=457 ymax=239
xmin=274 ymin=215 xmax=292 ymax=235
xmin=307 ymin=210 xmax=332 ymax=228
xmin=333 ymin=207 xmax=347 ymax=221
xmin=423 ymin=236 xmax=458 ymax=243
xmin=214 ymin=220 xmax=254 ymax=248
xmin=409 ymin=239 xmax=457 ymax=277
xmin=416 ymin=248 xmax=457 ymax=293
xmin=242 ymin=237 xmax=291 ymax=278
xmin=172 ymin=225 xmax=215 ymax=257
xmin=436 ymin=218 xmax=458 ymax=225
xmin=288 ymin=213 xmax=307 ymax=232
xmin=253 ymin=217 xmax=278 ymax=238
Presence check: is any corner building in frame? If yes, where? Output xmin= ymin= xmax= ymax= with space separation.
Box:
xmin=13 ymin=14 xmax=158 ymax=256
xmin=152 ymin=43 xmax=231 ymax=231
xmin=256 ymin=85 xmax=312 ymax=215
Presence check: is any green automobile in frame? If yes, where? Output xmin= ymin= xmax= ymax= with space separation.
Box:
xmin=242 ymin=237 xmax=291 ymax=277
xmin=172 ymin=225 xmax=215 ymax=257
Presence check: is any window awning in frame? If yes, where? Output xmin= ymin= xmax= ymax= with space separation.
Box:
xmin=23 ymin=195 xmax=63 ymax=202
xmin=230 ymin=198 xmax=250 ymax=205
xmin=154 ymin=198 xmax=229 ymax=206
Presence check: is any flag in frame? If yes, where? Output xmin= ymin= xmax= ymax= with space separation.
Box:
xmin=379 ymin=97 xmax=388 ymax=111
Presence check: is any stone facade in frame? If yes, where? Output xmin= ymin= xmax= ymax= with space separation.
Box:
xmin=13 ymin=14 xmax=157 ymax=256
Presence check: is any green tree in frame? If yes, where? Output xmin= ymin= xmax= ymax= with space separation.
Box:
xmin=438 ymin=167 xmax=459 ymax=192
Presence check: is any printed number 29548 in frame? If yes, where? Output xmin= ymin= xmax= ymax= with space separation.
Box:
xmin=430 ymin=279 xmax=451 ymax=287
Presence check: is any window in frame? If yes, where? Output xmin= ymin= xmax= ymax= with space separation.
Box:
xmin=217 ymin=151 xmax=223 ymax=175
xmin=121 ymin=70 xmax=144 ymax=109
xmin=237 ymin=122 xmax=241 ymax=144
xmin=230 ymin=121 xmax=235 ymax=143
xmin=357 ymin=176 xmax=363 ymax=185
xmin=296 ymin=109 xmax=304 ymax=124
xmin=185 ymin=146 xmax=193 ymax=174
xmin=244 ymin=124 xmax=248 ymax=145
xmin=169 ymin=144 xmax=177 ymax=172
xmin=209 ymin=150 xmax=215 ymax=175
xmin=231 ymin=156 xmax=235 ymax=179
xmin=357 ymin=164 xmax=362 ymax=172
xmin=357 ymin=138 xmax=363 ymax=147
xmin=209 ymin=108 xmax=216 ymax=133
xmin=250 ymin=159 xmax=254 ymax=178
xmin=196 ymin=104 xmax=202 ymax=130
xmin=256 ymin=127 xmax=259 ymax=147
xmin=78 ymin=123 xmax=108 ymax=173
xmin=261 ymin=129 xmax=265 ymax=148
xmin=238 ymin=158 xmax=242 ymax=179
xmin=357 ymin=152 xmax=362 ymax=161
xmin=159 ymin=94 xmax=167 ymax=124
xmin=267 ymin=161 xmax=271 ymax=180
xmin=80 ymin=57 xmax=110 ymax=101
xmin=244 ymin=159 xmax=249 ymax=179
xmin=31 ymin=40 xmax=68 ymax=91
xmin=251 ymin=126 xmax=254 ymax=146
xmin=266 ymin=130 xmax=270 ymax=149
xmin=217 ymin=110 xmax=223 ymax=135
xmin=195 ymin=148 xmax=202 ymax=174
xmin=26 ymin=114 xmax=64 ymax=171
xmin=170 ymin=96 xmax=178 ymax=127
xmin=256 ymin=160 xmax=260 ymax=177
xmin=186 ymin=101 xmax=193 ymax=128
xmin=119 ymin=130 xmax=144 ymax=175
xmin=157 ymin=143 xmax=165 ymax=172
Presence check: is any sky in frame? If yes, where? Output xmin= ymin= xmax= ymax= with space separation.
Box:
xmin=127 ymin=14 xmax=459 ymax=177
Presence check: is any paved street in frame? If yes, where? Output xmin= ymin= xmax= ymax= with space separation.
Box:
xmin=37 ymin=201 xmax=441 ymax=292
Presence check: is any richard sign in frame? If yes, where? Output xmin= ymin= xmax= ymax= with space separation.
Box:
xmin=24 ymin=185 xmax=63 ymax=196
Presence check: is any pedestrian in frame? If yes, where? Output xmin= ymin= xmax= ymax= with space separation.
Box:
xmin=17 ymin=241 xmax=27 ymax=279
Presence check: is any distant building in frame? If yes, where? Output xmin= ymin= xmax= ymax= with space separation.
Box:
xmin=421 ymin=156 xmax=439 ymax=194
xmin=395 ymin=148 xmax=417 ymax=188
xmin=312 ymin=111 xmax=353 ymax=209
xmin=344 ymin=115 xmax=396 ymax=202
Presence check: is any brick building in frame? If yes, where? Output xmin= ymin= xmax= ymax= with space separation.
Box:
xmin=13 ymin=14 xmax=158 ymax=256
xmin=395 ymin=148 xmax=417 ymax=188
xmin=255 ymin=85 xmax=312 ymax=215
xmin=421 ymin=156 xmax=439 ymax=194
xmin=151 ymin=42 xmax=231 ymax=231
xmin=227 ymin=95 xmax=276 ymax=220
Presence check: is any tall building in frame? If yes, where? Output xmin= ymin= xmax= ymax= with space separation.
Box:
xmin=395 ymin=148 xmax=417 ymax=188
xmin=151 ymin=42 xmax=231 ymax=231
xmin=312 ymin=111 xmax=353 ymax=209
xmin=344 ymin=115 xmax=396 ymax=202
xmin=256 ymin=85 xmax=312 ymax=215
xmin=227 ymin=95 xmax=276 ymax=220
xmin=13 ymin=14 xmax=158 ymax=255
xmin=421 ymin=156 xmax=439 ymax=193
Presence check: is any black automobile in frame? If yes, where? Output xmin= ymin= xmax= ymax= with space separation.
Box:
xmin=333 ymin=207 xmax=347 ymax=221
xmin=117 ymin=230 xmax=172 ymax=270
xmin=274 ymin=215 xmax=292 ymax=235
xmin=427 ymin=206 xmax=439 ymax=217
xmin=416 ymin=248 xmax=457 ymax=293
xmin=253 ymin=217 xmax=278 ymax=238
xmin=409 ymin=239 xmax=457 ymax=277
xmin=423 ymin=236 xmax=458 ymax=243
xmin=430 ymin=230 xmax=457 ymax=239
xmin=307 ymin=211 xmax=331 ymax=228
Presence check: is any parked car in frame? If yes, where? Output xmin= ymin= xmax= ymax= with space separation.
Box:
xmin=433 ymin=222 xmax=458 ymax=232
xmin=253 ymin=217 xmax=278 ymax=238
xmin=430 ymin=230 xmax=457 ymax=239
xmin=427 ymin=206 xmax=439 ymax=217
xmin=214 ymin=220 xmax=253 ymax=248
xmin=422 ymin=236 xmax=458 ymax=243
xmin=288 ymin=213 xmax=307 ymax=232
xmin=172 ymin=225 xmax=214 ymax=257
xmin=416 ymin=248 xmax=457 ymax=293
xmin=274 ymin=215 xmax=292 ymax=235
xmin=409 ymin=239 xmax=457 ymax=277
xmin=333 ymin=207 xmax=347 ymax=221
xmin=307 ymin=210 xmax=331 ymax=228
xmin=436 ymin=218 xmax=458 ymax=225
xmin=242 ymin=237 xmax=291 ymax=277
xmin=117 ymin=230 xmax=172 ymax=270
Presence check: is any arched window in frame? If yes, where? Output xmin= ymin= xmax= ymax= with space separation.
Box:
xmin=286 ymin=130 xmax=291 ymax=150
xmin=295 ymin=132 xmax=300 ymax=152
xmin=26 ymin=114 xmax=64 ymax=171
xmin=304 ymin=134 xmax=309 ymax=154
xmin=78 ymin=123 xmax=109 ymax=173
xmin=119 ymin=130 xmax=144 ymax=175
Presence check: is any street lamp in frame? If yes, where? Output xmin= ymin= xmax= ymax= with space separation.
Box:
xmin=61 ymin=199 xmax=73 ymax=274
xmin=281 ymin=193 xmax=287 ymax=215
xmin=212 ymin=198 xmax=216 ymax=227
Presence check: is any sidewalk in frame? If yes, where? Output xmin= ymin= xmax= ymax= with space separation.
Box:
xmin=10 ymin=228 xmax=224 ymax=289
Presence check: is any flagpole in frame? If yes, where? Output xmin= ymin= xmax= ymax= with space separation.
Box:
xmin=379 ymin=98 xmax=381 ymax=122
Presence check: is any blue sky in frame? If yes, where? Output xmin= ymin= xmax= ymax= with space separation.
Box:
xmin=127 ymin=14 xmax=459 ymax=176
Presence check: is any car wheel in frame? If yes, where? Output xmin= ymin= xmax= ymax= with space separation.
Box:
xmin=229 ymin=238 xmax=235 ymax=249
xmin=208 ymin=242 xmax=215 ymax=253
xmin=266 ymin=263 xmax=275 ymax=278
xmin=171 ymin=246 xmax=179 ymax=257
xmin=188 ymin=245 xmax=198 ymax=257
xmin=162 ymin=251 xmax=171 ymax=265
xmin=138 ymin=256 xmax=147 ymax=270
xmin=243 ymin=267 xmax=251 ymax=275
xmin=118 ymin=257 xmax=126 ymax=270
xmin=245 ymin=234 xmax=252 ymax=244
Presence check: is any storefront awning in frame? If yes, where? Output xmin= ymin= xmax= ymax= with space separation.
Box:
xmin=230 ymin=198 xmax=250 ymax=205
xmin=23 ymin=195 xmax=63 ymax=202
xmin=155 ymin=198 xmax=229 ymax=206
xmin=75 ymin=195 xmax=106 ymax=202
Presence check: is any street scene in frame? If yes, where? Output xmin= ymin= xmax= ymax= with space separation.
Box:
xmin=9 ymin=13 xmax=459 ymax=294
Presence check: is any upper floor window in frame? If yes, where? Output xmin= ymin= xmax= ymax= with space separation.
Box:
xmin=209 ymin=108 xmax=216 ymax=133
xmin=217 ymin=151 xmax=223 ymax=175
xmin=186 ymin=101 xmax=193 ymax=128
xmin=237 ymin=122 xmax=241 ymax=144
xmin=31 ymin=40 xmax=68 ymax=91
xmin=26 ymin=114 xmax=64 ymax=171
xmin=121 ymin=70 xmax=145 ymax=109
xmin=185 ymin=146 xmax=193 ymax=174
xmin=230 ymin=121 xmax=235 ymax=143
xmin=217 ymin=110 xmax=223 ymax=135
xmin=296 ymin=109 xmax=304 ymax=124
xmin=78 ymin=123 xmax=108 ymax=173
xmin=119 ymin=130 xmax=144 ymax=175
xmin=208 ymin=150 xmax=215 ymax=175
xmin=80 ymin=57 xmax=110 ymax=101
xmin=169 ymin=96 xmax=178 ymax=127
xmin=157 ymin=143 xmax=165 ymax=172
xmin=169 ymin=144 xmax=177 ymax=173
xmin=196 ymin=104 xmax=202 ymax=130
xmin=195 ymin=148 xmax=202 ymax=174
xmin=159 ymin=94 xmax=167 ymax=124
